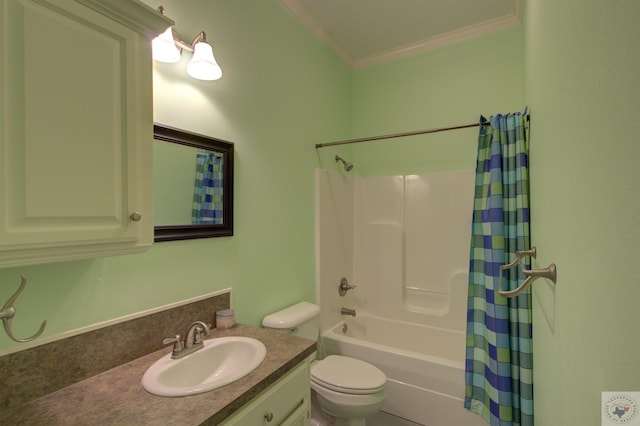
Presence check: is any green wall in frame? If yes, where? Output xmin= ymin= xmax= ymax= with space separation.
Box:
xmin=351 ymin=26 xmax=524 ymax=176
xmin=0 ymin=0 xmax=351 ymax=353
xmin=525 ymin=1 xmax=640 ymax=424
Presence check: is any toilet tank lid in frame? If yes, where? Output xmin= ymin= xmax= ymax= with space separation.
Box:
xmin=262 ymin=302 xmax=320 ymax=329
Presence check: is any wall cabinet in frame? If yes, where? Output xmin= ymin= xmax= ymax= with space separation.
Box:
xmin=220 ymin=355 xmax=313 ymax=426
xmin=0 ymin=0 xmax=170 ymax=268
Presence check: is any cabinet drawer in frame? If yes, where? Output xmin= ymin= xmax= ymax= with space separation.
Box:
xmin=220 ymin=356 xmax=311 ymax=425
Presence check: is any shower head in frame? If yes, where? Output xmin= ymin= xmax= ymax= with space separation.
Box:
xmin=335 ymin=155 xmax=354 ymax=172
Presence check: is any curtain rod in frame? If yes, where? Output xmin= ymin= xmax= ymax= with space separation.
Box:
xmin=315 ymin=121 xmax=488 ymax=149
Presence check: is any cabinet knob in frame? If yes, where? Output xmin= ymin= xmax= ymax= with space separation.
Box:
xmin=129 ymin=212 xmax=142 ymax=222
xmin=264 ymin=412 xmax=273 ymax=422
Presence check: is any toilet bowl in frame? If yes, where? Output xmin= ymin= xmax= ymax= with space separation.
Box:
xmin=311 ymin=355 xmax=385 ymax=425
xmin=262 ymin=302 xmax=387 ymax=426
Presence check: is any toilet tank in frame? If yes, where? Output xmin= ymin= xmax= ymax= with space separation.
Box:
xmin=262 ymin=302 xmax=321 ymax=340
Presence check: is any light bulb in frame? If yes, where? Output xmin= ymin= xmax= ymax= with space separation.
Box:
xmin=152 ymin=27 xmax=181 ymax=63
xmin=187 ymin=42 xmax=222 ymax=81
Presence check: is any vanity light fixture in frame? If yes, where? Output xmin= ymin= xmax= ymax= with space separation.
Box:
xmin=152 ymin=6 xmax=222 ymax=81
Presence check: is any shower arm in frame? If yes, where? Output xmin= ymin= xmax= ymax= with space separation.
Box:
xmin=334 ymin=155 xmax=353 ymax=172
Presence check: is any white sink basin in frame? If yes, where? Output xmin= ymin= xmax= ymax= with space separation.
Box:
xmin=142 ymin=336 xmax=267 ymax=397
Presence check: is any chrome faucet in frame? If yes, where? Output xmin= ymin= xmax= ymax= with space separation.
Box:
xmin=163 ymin=321 xmax=211 ymax=359
xmin=341 ymin=307 xmax=356 ymax=317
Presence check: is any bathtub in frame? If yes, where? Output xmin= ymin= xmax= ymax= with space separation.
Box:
xmin=321 ymin=315 xmax=486 ymax=426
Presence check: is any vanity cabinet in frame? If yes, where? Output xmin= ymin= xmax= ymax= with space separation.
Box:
xmin=220 ymin=355 xmax=313 ymax=426
xmin=0 ymin=0 xmax=170 ymax=268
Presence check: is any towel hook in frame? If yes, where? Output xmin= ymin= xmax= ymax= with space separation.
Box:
xmin=0 ymin=276 xmax=47 ymax=343
xmin=498 ymin=247 xmax=557 ymax=298
xmin=501 ymin=247 xmax=537 ymax=270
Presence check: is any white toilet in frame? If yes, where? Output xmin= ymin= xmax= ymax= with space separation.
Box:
xmin=262 ymin=302 xmax=386 ymax=426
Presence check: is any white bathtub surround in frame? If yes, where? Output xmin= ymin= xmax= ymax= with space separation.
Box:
xmin=316 ymin=169 xmax=474 ymax=333
xmin=353 ymin=171 xmax=474 ymax=331
xmin=315 ymin=169 xmax=356 ymax=332
xmin=315 ymin=168 xmax=480 ymax=425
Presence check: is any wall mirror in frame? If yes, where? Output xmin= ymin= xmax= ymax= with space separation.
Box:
xmin=153 ymin=124 xmax=234 ymax=241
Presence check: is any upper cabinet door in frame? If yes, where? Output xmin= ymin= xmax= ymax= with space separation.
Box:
xmin=0 ymin=0 xmax=169 ymax=268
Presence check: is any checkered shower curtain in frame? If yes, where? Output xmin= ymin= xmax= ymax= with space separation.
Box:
xmin=192 ymin=151 xmax=224 ymax=224
xmin=464 ymin=112 xmax=533 ymax=426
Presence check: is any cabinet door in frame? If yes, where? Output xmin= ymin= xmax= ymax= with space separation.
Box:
xmin=280 ymin=400 xmax=310 ymax=426
xmin=0 ymin=0 xmax=154 ymax=267
xmin=220 ymin=357 xmax=312 ymax=426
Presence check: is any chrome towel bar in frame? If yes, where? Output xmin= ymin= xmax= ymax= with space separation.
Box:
xmin=498 ymin=247 xmax=557 ymax=298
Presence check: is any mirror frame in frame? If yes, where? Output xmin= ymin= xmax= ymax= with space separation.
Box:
xmin=153 ymin=124 xmax=234 ymax=241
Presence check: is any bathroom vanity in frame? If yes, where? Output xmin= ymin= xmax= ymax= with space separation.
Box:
xmin=219 ymin=358 xmax=312 ymax=425
xmin=0 ymin=324 xmax=316 ymax=425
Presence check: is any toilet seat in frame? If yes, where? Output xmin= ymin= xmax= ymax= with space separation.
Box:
xmin=311 ymin=355 xmax=386 ymax=395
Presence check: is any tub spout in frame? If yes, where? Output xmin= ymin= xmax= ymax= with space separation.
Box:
xmin=341 ymin=307 xmax=356 ymax=317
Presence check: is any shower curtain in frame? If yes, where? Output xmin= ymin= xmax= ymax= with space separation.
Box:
xmin=192 ymin=151 xmax=224 ymax=224
xmin=464 ymin=111 xmax=532 ymax=426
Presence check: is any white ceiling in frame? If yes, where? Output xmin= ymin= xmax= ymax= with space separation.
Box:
xmin=281 ymin=0 xmax=523 ymax=69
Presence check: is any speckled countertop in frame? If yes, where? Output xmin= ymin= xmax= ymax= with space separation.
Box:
xmin=2 ymin=324 xmax=316 ymax=426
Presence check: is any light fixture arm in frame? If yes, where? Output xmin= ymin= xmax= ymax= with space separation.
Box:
xmin=174 ymin=31 xmax=208 ymax=53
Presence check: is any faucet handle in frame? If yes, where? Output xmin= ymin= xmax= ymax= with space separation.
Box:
xmin=338 ymin=277 xmax=357 ymax=296
xmin=192 ymin=323 xmax=210 ymax=345
xmin=162 ymin=334 xmax=183 ymax=357
xmin=187 ymin=321 xmax=211 ymax=346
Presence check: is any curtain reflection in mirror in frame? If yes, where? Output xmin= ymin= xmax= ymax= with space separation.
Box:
xmin=192 ymin=150 xmax=224 ymax=224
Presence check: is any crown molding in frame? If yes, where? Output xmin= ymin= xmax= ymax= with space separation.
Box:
xmin=76 ymin=0 xmax=172 ymax=39
xmin=280 ymin=0 xmax=353 ymax=65
xmin=353 ymin=3 xmax=523 ymax=69
xmin=281 ymin=0 xmax=523 ymax=69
